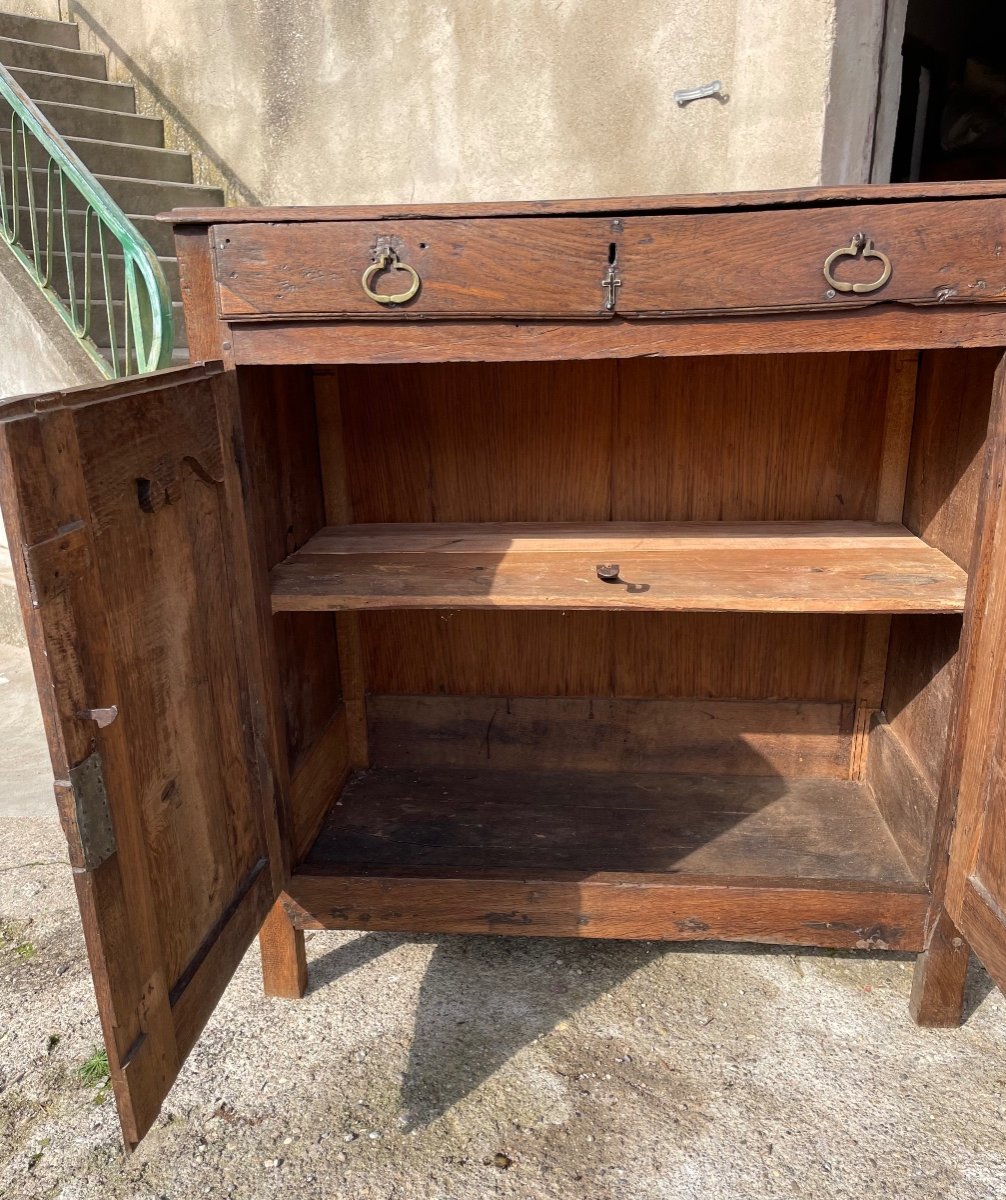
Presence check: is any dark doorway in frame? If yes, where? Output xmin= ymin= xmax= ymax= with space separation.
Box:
xmin=892 ymin=1 xmax=1006 ymax=182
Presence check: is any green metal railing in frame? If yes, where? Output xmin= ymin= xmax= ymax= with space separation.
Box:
xmin=0 ymin=63 xmax=173 ymax=378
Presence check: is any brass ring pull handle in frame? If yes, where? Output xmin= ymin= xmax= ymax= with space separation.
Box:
xmin=361 ymin=249 xmax=421 ymax=305
xmin=823 ymin=233 xmax=892 ymax=295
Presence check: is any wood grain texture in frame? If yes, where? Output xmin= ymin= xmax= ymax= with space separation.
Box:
xmin=0 ymin=366 xmax=279 ymax=1149
xmin=909 ymin=908 xmax=971 ymax=1027
xmin=850 ymin=615 xmax=892 ymax=780
xmin=214 ymin=218 xmax=614 ymax=318
xmin=367 ymin=695 xmax=854 ymax=780
xmin=174 ymin=226 xmax=228 ymax=362
xmin=903 ymin=348 xmax=999 ymax=569
xmin=875 ymin=350 xmax=920 ymax=523
xmin=271 ymin=521 xmax=966 ymax=614
xmin=161 ymin=178 xmax=1006 ymax=226
xmin=332 ymin=354 xmax=892 ymax=705
xmin=852 ymin=353 xmax=919 ymax=778
xmin=236 ymin=367 xmax=343 ymax=774
xmin=289 ymin=708 xmax=351 ymax=864
xmin=618 ymin=201 xmax=1006 ymax=316
xmin=882 ymin=615 xmax=962 ymax=798
xmin=864 ymin=718 xmax=936 ymax=880
xmin=958 ymin=883 xmax=1006 ymax=1000
xmin=227 ymin=307 xmax=1006 ymax=366
xmin=361 ymin=612 xmax=864 ymax=701
xmin=305 ymin=766 xmax=912 ymax=883
xmin=945 ymin=355 xmax=1006 ymax=961
xmin=286 ymin=870 xmax=927 ymax=950
xmin=259 ymin=897 xmax=307 ymax=999
xmin=312 ymin=372 xmax=369 ymax=768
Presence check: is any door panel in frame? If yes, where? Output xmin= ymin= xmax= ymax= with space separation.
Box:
xmin=0 ymin=364 xmax=282 ymax=1149
xmin=945 ymin=353 xmax=1006 ymax=994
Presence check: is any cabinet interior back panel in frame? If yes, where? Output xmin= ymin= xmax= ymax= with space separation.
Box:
xmin=325 ymin=354 xmax=890 ymax=523
xmin=316 ymin=354 xmax=894 ymax=706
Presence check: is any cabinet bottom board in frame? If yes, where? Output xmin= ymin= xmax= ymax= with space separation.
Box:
xmin=286 ymin=767 xmax=929 ymax=950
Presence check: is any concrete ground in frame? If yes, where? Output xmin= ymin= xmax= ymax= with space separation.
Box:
xmin=1 ymin=637 xmax=1005 ymax=1199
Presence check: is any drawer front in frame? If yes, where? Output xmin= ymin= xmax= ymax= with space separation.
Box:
xmin=213 ymin=218 xmax=615 ymax=319
xmin=617 ymin=199 xmax=1006 ymax=316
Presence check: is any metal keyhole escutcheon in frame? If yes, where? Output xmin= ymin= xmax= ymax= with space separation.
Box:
xmin=361 ymin=248 xmax=421 ymax=305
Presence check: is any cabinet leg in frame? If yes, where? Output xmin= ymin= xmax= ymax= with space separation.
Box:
xmin=259 ymin=898 xmax=307 ymax=999
xmin=909 ymin=909 xmax=970 ymax=1027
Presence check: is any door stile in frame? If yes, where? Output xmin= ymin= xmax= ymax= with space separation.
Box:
xmin=0 ymin=406 xmax=180 ymax=1148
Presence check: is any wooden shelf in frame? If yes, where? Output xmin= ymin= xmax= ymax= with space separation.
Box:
xmin=302 ymin=766 xmax=917 ymax=884
xmin=271 ymin=521 xmax=967 ymax=614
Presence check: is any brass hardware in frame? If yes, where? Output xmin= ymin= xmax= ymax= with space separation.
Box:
xmin=597 ymin=563 xmax=621 ymax=582
xmin=361 ymin=248 xmax=421 ymax=305
xmin=69 ymin=751 xmax=116 ymax=871
xmin=823 ymin=233 xmax=892 ymax=295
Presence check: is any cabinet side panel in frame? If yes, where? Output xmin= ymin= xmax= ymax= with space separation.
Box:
xmin=237 ymin=366 xmax=347 ymax=858
xmin=877 ymin=347 xmax=998 ymax=886
xmin=879 ymin=347 xmax=997 ymax=848
xmin=903 ymin=347 xmax=999 ymax=569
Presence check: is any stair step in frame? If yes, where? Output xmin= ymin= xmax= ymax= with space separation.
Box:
xmin=97 ymin=345 xmax=191 ymax=372
xmin=44 ymin=252 xmax=181 ymax=302
xmin=5 ymin=67 xmax=136 ymax=113
xmin=0 ymin=97 xmax=161 ymax=145
xmin=69 ymin=298 xmax=187 ymax=351
xmin=4 ymin=164 xmax=223 ymax=213
xmin=1 ymin=130 xmax=192 ymax=182
xmin=12 ymin=204 xmax=177 ymax=255
xmin=0 ymin=12 xmax=79 ymax=50
xmin=0 ymin=35 xmax=105 ymax=79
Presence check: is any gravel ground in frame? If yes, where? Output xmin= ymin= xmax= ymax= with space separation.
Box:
xmin=1 ymin=634 xmax=1005 ymax=1199
xmin=2 ymin=813 xmax=1005 ymax=1200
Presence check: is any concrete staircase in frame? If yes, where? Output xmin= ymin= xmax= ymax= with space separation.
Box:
xmin=0 ymin=9 xmax=225 ymax=367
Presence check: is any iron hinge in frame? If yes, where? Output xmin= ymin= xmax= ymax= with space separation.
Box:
xmin=68 ymin=751 xmax=116 ymax=871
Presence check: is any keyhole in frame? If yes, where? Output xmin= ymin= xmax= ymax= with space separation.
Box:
xmin=608 ymin=241 xmax=618 ymax=264
xmin=136 ymin=477 xmax=156 ymax=513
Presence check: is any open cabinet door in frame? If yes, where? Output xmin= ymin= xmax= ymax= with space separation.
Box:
xmin=0 ymin=364 xmax=286 ymax=1150
xmin=945 ymin=354 xmax=1006 ymax=995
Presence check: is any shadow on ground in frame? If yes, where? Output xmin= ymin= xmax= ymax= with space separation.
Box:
xmin=308 ymin=930 xmax=997 ymax=1130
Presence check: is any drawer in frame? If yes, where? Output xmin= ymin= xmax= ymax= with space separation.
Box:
xmin=212 ymin=218 xmax=615 ymax=319
xmin=616 ymin=199 xmax=1006 ymax=317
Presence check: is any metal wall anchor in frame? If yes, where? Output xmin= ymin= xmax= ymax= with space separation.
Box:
xmin=675 ymin=80 xmax=725 ymax=107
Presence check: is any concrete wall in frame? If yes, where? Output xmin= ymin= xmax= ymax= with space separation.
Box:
xmin=0 ymin=247 xmax=103 ymax=398
xmin=59 ymin=0 xmax=898 ymax=208
xmin=0 ymin=246 xmax=101 ymax=646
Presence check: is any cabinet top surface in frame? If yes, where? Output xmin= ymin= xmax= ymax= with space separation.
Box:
xmin=159 ymin=179 xmax=1006 ymax=226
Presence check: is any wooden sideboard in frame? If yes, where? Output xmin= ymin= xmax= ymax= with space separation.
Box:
xmin=4 ymin=181 xmax=1006 ymax=1149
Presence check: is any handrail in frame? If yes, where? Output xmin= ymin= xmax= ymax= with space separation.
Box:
xmin=0 ymin=62 xmax=173 ymax=377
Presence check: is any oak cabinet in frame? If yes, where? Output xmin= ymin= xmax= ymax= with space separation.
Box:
xmin=5 ymin=182 xmax=1006 ymax=1149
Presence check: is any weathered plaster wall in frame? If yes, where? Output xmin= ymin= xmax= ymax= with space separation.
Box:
xmin=0 ymin=247 xmax=102 ymax=399
xmin=1 ymin=1 xmax=61 ymax=17
xmin=64 ymin=0 xmax=892 ymax=207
